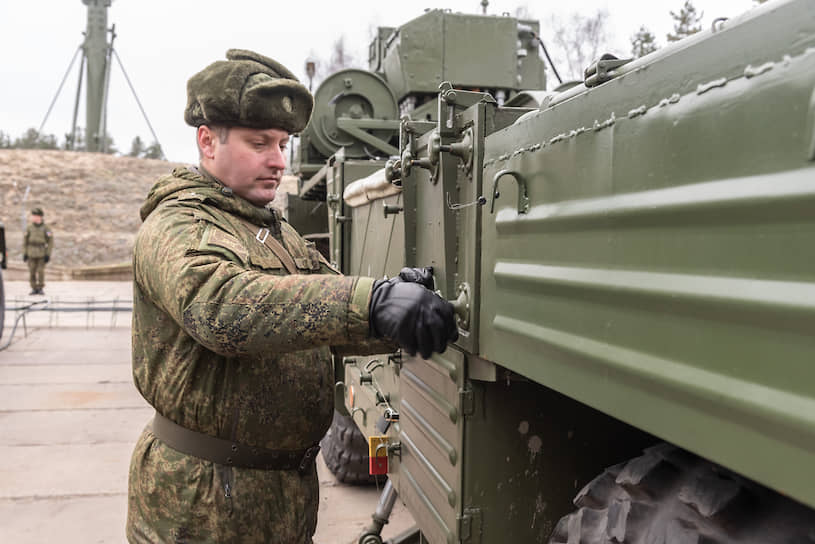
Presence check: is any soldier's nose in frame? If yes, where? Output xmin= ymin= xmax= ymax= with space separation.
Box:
xmin=266 ymin=148 xmax=286 ymax=170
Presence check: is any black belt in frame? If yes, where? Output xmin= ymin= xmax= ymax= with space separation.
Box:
xmin=150 ymin=412 xmax=320 ymax=474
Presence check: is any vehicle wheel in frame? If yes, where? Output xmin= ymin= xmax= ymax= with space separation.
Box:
xmin=320 ymin=410 xmax=381 ymax=485
xmin=549 ymin=442 xmax=815 ymax=543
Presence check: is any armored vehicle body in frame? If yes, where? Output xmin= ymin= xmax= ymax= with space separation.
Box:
xmin=296 ymin=1 xmax=815 ymax=542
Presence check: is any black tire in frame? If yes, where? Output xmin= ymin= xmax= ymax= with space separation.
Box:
xmin=549 ymin=442 xmax=815 ymax=544
xmin=320 ymin=410 xmax=382 ymax=485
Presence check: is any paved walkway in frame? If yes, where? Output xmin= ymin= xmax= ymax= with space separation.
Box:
xmin=0 ymin=281 xmax=413 ymax=543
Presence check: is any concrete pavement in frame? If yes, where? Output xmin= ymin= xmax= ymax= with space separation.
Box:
xmin=0 ymin=280 xmax=413 ymax=543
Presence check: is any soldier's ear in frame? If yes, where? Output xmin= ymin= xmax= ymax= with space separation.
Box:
xmin=197 ymin=126 xmax=217 ymax=159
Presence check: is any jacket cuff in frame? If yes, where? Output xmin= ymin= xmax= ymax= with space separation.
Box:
xmin=348 ymin=276 xmax=375 ymax=338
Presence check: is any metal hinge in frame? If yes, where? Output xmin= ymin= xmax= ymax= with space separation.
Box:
xmin=459 ymin=387 xmax=475 ymax=417
xmin=584 ymin=53 xmax=633 ymax=88
xmin=458 ymin=508 xmax=482 ymax=543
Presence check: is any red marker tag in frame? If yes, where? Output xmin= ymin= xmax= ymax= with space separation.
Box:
xmin=368 ymin=436 xmax=389 ymax=475
xmin=369 ymin=456 xmax=388 ymax=475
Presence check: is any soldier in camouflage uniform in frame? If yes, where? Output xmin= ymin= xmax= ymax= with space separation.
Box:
xmin=23 ymin=207 xmax=53 ymax=295
xmin=127 ymin=49 xmax=458 ymax=544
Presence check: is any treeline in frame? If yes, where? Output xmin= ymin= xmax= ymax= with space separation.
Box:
xmin=0 ymin=127 xmax=163 ymax=160
xmin=630 ymin=0 xmax=770 ymax=58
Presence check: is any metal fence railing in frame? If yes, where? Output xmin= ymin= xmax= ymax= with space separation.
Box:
xmin=1 ymin=297 xmax=133 ymax=351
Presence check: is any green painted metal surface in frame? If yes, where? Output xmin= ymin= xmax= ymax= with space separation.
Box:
xmin=300 ymin=1 xmax=815 ymax=540
xmin=377 ymin=10 xmax=544 ymax=103
xmin=479 ymin=0 xmax=815 ymax=509
xmin=397 ymin=349 xmax=464 ymax=544
xmin=303 ymin=68 xmax=398 ymax=159
xmin=326 ymin=157 xmax=385 ymax=273
xmin=294 ymin=8 xmax=545 ymax=184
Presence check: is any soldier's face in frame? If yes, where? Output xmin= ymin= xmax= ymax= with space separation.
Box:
xmin=200 ymin=126 xmax=289 ymax=206
xmin=31 ymin=215 xmax=42 ymax=224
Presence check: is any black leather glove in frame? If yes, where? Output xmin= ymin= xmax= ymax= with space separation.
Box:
xmin=369 ymin=280 xmax=459 ymax=359
xmin=44 ymin=256 xmax=50 ymax=263
xmin=23 ymin=254 xmax=28 ymax=262
xmin=393 ymin=267 xmax=435 ymax=289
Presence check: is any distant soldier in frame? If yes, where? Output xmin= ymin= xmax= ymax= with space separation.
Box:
xmin=127 ymin=49 xmax=459 ymax=543
xmin=23 ymin=207 xmax=53 ymax=295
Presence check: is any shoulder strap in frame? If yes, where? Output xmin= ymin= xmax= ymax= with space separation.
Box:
xmin=237 ymin=216 xmax=298 ymax=274
xmin=316 ymin=250 xmax=341 ymax=274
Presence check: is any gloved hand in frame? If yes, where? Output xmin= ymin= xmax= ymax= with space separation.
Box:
xmin=44 ymin=256 xmax=50 ymax=263
xmin=23 ymin=254 xmax=28 ymax=262
xmin=392 ymin=267 xmax=435 ymax=290
xmin=369 ymin=280 xmax=459 ymax=359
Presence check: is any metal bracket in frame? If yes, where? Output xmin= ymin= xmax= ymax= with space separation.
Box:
xmin=458 ymin=508 xmax=482 ymax=543
xmin=384 ymin=157 xmax=402 ymax=184
xmin=490 ymin=170 xmax=529 ymax=214
xmin=459 ymin=387 xmax=475 ymax=417
xmin=449 ymin=282 xmax=471 ymax=330
xmin=584 ymin=53 xmax=633 ymax=88
xmin=429 ymin=127 xmax=474 ymax=172
xmin=351 ymin=406 xmax=367 ymax=426
xmin=335 ymin=118 xmax=400 ymax=157
xmin=383 ymin=203 xmax=403 ymax=217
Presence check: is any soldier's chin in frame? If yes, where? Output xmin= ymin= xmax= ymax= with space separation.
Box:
xmin=250 ymin=189 xmax=277 ymax=206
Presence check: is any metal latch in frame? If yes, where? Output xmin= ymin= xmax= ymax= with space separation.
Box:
xmin=448 ymin=283 xmax=471 ymax=330
xmin=458 ymin=508 xmax=482 ymax=543
xmin=584 ymin=53 xmax=633 ymax=88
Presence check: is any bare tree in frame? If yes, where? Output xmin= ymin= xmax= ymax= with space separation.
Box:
xmin=547 ymin=10 xmax=611 ymax=81
xmin=667 ymin=1 xmax=703 ymax=42
xmin=325 ymin=36 xmax=359 ymax=76
xmin=631 ymin=25 xmax=658 ymax=58
xmin=308 ymin=35 xmax=362 ymax=88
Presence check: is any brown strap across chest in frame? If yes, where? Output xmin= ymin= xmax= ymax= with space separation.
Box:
xmin=236 ymin=217 xmax=298 ymax=274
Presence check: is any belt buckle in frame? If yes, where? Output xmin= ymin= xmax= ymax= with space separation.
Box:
xmin=298 ymin=445 xmax=321 ymax=474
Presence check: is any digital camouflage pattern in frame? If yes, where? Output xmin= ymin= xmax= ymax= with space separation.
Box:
xmin=128 ymin=166 xmax=390 ymax=543
xmin=24 ymin=221 xmax=53 ymax=259
xmin=24 ymin=222 xmax=53 ymax=292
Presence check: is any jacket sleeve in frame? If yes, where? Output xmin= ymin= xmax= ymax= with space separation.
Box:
xmin=134 ymin=204 xmax=375 ymax=357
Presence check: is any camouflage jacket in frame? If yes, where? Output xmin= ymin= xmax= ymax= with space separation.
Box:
xmin=23 ymin=223 xmax=53 ymax=259
xmin=128 ymin=166 xmax=385 ymax=543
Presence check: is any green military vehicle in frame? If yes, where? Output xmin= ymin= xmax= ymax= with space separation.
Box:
xmin=293 ymin=6 xmax=546 ymax=484
xmin=296 ymin=1 xmax=815 ymax=541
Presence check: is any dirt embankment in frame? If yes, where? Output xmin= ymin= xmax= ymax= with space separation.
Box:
xmin=0 ymin=149 xmax=185 ymax=268
xmin=0 ymin=149 xmax=300 ymax=273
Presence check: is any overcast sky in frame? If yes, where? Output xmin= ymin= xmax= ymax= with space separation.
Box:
xmin=1 ymin=0 xmax=758 ymax=164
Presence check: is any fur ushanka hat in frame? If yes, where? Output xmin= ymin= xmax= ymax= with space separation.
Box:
xmin=184 ymin=49 xmax=313 ymax=133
